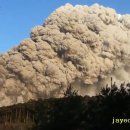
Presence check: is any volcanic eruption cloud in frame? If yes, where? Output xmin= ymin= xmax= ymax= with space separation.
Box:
xmin=0 ymin=3 xmax=130 ymax=106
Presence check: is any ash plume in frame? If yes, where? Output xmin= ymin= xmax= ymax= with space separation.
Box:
xmin=0 ymin=3 xmax=130 ymax=106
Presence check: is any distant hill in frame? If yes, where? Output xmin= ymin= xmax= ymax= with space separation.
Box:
xmin=0 ymin=82 xmax=130 ymax=130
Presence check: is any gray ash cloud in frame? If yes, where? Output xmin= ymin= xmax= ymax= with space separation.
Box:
xmin=0 ymin=3 xmax=130 ymax=106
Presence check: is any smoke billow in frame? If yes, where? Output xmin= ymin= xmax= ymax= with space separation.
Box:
xmin=0 ymin=3 xmax=130 ymax=106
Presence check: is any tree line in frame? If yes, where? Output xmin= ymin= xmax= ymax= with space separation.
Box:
xmin=0 ymin=78 xmax=130 ymax=130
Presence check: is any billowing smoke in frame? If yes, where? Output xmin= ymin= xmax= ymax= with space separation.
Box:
xmin=0 ymin=3 xmax=130 ymax=106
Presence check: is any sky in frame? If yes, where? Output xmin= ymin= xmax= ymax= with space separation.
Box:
xmin=0 ymin=0 xmax=130 ymax=53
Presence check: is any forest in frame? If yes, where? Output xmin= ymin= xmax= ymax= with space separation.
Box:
xmin=0 ymin=79 xmax=130 ymax=130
